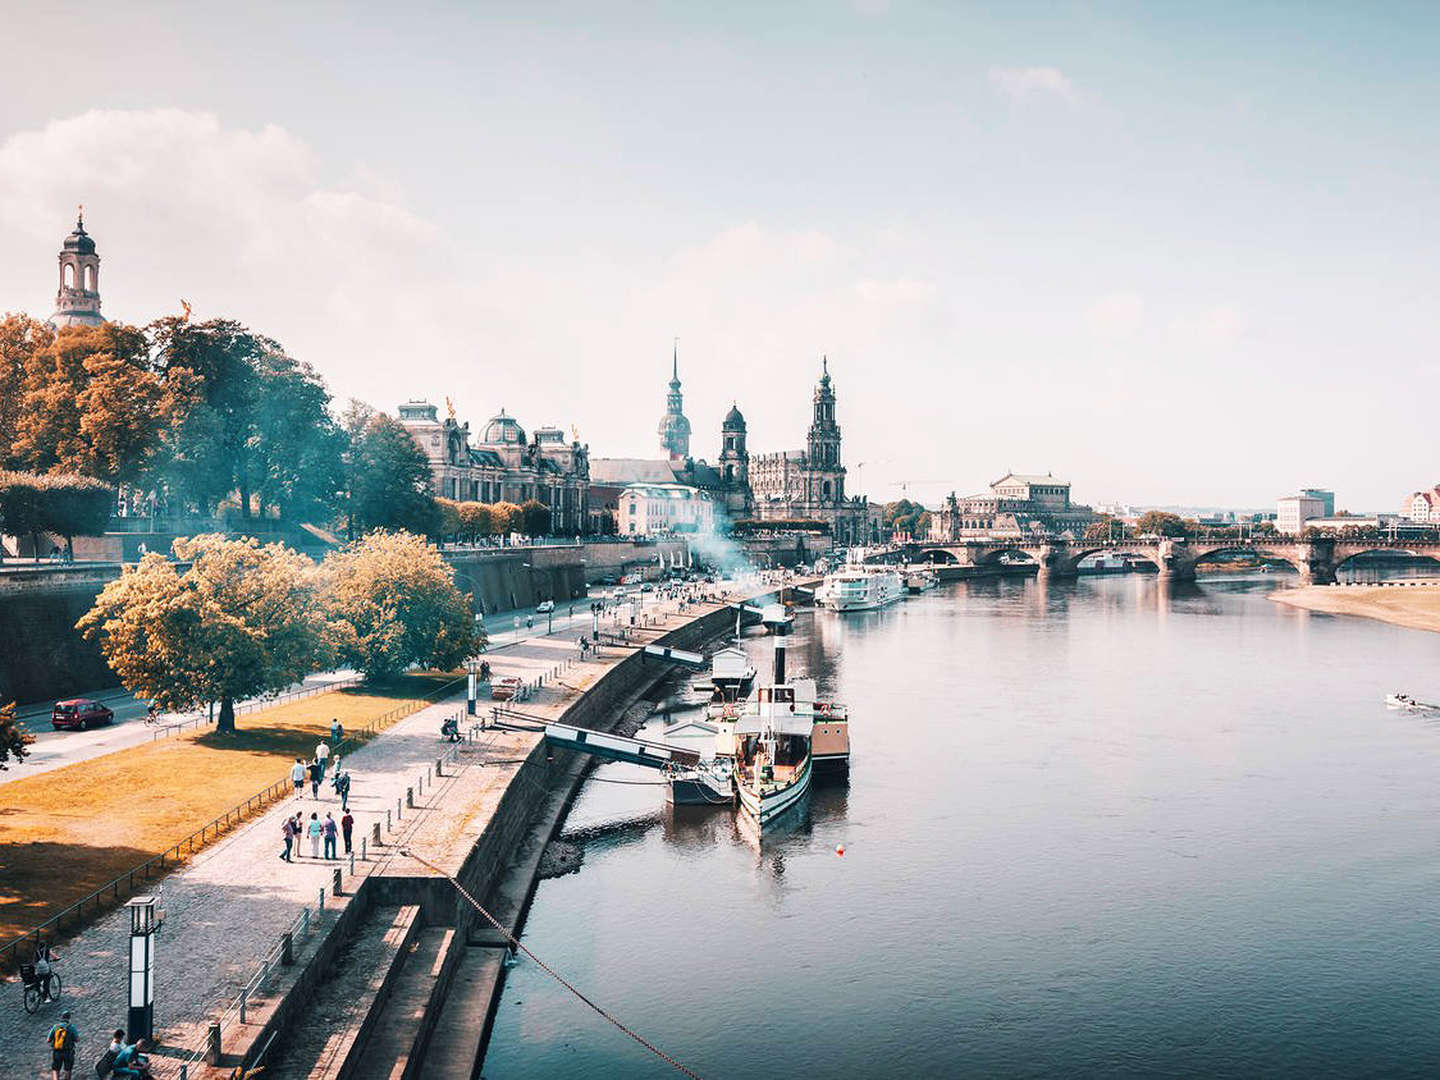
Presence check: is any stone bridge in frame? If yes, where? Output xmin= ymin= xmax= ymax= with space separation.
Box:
xmin=900 ymin=537 xmax=1440 ymax=585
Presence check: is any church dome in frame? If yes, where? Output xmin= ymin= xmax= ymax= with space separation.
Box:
xmin=62 ymin=218 xmax=96 ymax=256
xmin=723 ymin=403 xmax=746 ymax=429
xmin=481 ymin=409 xmax=526 ymax=445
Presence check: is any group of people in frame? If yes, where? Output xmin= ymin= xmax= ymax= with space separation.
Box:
xmin=45 ymin=1015 xmax=148 ymax=1080
xmin=280 ymin=808 xmax=354 ymax=861
xmin=288 ymin=719 xmax=352 ymax=807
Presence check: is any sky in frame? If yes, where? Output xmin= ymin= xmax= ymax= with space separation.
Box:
xmin=2 ymin=1 xmax=1438 ymax=512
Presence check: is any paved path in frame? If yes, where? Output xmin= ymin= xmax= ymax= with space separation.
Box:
xmin=2 ymin=580 xmax=751 ymax=1080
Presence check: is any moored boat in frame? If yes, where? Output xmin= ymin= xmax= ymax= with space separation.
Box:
xmin=905 ymin=568 xmax=939 ymax=594
xmin=816 ymin=566 xmax=904 ymax=611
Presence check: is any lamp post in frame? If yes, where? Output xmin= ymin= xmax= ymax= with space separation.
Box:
xmin=126 ymin=895 xmax=158 ymax=1041
xmin=467 ymin=656 xmax=478 ymax=717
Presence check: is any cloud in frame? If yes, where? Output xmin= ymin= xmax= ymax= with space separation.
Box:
xmin=988 ymin=66 xmax=1077 ymax=104
xmin=1085 ymin=292 xmax=1144 ymax=339
xmin=1168 ymin=306 xmax=1248 ymax=349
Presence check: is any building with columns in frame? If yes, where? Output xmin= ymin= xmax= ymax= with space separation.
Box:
xmin=49 ymin=210 xmax=105 ymax=329
xmin=397 ymin=400 xmax=591 ymax=533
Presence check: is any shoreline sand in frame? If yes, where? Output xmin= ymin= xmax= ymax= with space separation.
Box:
xmin=1270 ymin=583 xmax=1440 ymax=634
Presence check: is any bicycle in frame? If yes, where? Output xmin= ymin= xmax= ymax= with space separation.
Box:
xmin=19 ymin=963 xmax=62 ymax=1014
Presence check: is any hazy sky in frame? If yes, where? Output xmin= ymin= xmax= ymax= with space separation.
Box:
xmin=2 ymin=2 xmax=1437 ymax=511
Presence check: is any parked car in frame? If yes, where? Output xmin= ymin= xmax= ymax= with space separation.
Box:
xmin=536 ymin=600 xmax=555 ymax=613
xmin=52 ymin=698 xmax=115 ymax=731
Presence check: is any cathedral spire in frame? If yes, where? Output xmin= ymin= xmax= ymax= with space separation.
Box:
xmin=657 ymin=339 xmax=691 ymax=458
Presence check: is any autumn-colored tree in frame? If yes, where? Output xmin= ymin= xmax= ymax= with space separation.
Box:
xmin=457 ymin=501 xmax=493 ymax=541
xmin=13 ymin=323 xmax=173 ymax=486
xmin=0 ymin=314 xmax=54 ymax=469
xmin=490 ymin=501 xmax=523 ymax=536
xmin=0 ymin=702 xmax=32 ymax=770
xmin=520 ymin=498 xmax=552 ymax=538
xmin=78 ymin=534 xmax=333 ymax=733
xmin=1084 ymin=515 xmax=1132 ymax=541
xmin=435 ymin=497 xmax=464 ymax=540
xmin=322 ymin=531 xmax=482 ymax=680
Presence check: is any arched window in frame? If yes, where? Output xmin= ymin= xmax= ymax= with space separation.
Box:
xmin=63 ymin=263 xmax=75 ymax=288
xmin=822 ymin=480 xmax=832 ymax=498
xmin=84 ymin=265 xmax=96 ymax=290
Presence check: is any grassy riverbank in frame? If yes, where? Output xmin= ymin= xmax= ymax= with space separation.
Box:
xmin=1270 ymin=584 xmax=1440 ymax=634
xmin=0 ymin=672 xmax=458 ymax=953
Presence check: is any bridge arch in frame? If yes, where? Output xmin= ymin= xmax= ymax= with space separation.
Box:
xmin=1189 ymin=545 xmax=1299 ymax=573
xmin=1333 ymin=547 xmax=1439 ymax=577
xmin=1069 ymin=547 xmax=1160 ymax=571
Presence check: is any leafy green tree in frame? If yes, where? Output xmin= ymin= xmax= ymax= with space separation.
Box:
xmin=1135 ymin=510 xmax=1190 ymax=538
xmin=78 ymin=534 xmax=333 ymax=733
xmin=1084 ymin=515 xmax=1132 ymax=541
xmin=0 ymin=472 xmax=49 ymax=560
xmin=882 ymin=499 xmax=930 ymax=539
xmin=348 ymin=414 xmax=439 ymax=536
xmin=323 ymin=530 xmax=483 ymax=679
xmin=520 ymin=498 xmax=552 ymax=538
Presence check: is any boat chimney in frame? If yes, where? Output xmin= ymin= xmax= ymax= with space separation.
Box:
xmin=772 ymin=619 xmax=787 ymax=685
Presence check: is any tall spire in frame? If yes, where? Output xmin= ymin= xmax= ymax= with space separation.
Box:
xmin=670 ymin=338 xmax=680 ymax=387
xmin=658 ymin=337 xmax=691 ymax=458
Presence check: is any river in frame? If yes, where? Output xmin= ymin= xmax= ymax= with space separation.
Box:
xmin=483 ymin=573 xmax=1440 ymax=1078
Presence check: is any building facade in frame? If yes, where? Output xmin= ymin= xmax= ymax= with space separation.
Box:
xmin=1401 ymin=486 xmax=1440 ymax=523
xmin=618 ymin=483 xmax=716 ymax=535
xmin=750 ymin=359 xmax=867 ymax=544
xmin=930 ymin=473 xmax=1096 ymax=539
xmin=398 ymin=400 xmax=590 ymax=533
xmin=50 ymin=211 xmax=104 ymax=329
xmin=1276 ymin=492 xmax=1329 ymax=535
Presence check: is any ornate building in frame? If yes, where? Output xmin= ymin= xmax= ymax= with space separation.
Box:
xmin=50 ymin=209 xmax=105 ymax=329
xmin=657 ymin=346 xmax=691 ymax=459
xmin=750 ymin=359 xmax=867 ymax=544
xmin=398 ymin=400 xmax=591 ymax=533
xmin=929 ymin=473 xmax=1096 ymax=539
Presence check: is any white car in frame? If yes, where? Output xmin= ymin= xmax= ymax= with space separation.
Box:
xmin=536 ymin=600 xmax=555 ymax=613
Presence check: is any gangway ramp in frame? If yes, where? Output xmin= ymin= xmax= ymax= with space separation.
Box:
xmin=543 ymin=723 xmax=701 ymax=769
xmin=642 ymin=643 xmax=706 ymax=668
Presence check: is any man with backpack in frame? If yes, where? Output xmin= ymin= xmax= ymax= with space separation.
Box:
xmin=46 ymin=1010 xmax=77 ymax=1080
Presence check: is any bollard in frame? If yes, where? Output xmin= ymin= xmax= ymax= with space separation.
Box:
xmin=333 ymin=868 xmax=342 ymax=896
xmin=182 ymin=1066 xmax=189 ymax=1080
xmin=428 ymin=765 xmax=433 ymax=784
xmin=240 ymin=987 xmax=248 ymax=1024
xmin=361 ymin=836 xmax=368 ymax=861
xmin=372 ymin=821 xmax=380 ymax=844
xmin=407 ymin=786 xmax=414 ymax=808
xmin=206 ymin=1021 xmax=222 ymax=1064
xmin=350 ymin=852 xmax=355 ymax=875
xmin=386 ymin=809 xmax=392 ymax=830
xmin=281 ymin=930 xmax=294 ymax=966
xmin=261 ymin=956 xmax=270 ymax=988
xmin=397 ymin=797 xmax=403 ymax=820
xmin=301 ymin=907 xmax=310 ymax=936
xmin=319 ymin=886 xmax=326 ymax=912
xmin=436 ymin=757 xmax=443 ymax=777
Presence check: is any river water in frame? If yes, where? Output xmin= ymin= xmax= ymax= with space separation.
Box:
xmin=483 ymin=574 xmax=1440 ymax=1078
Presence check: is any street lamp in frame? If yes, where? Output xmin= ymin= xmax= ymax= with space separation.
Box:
xmin=126 ymin=895 xmax=158 ymax=1041
xmin=467 ymin=656 xmax=478 ymax=716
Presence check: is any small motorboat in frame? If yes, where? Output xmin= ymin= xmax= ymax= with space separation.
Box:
xmin=1386 ymin=692 xmax=1440 ymax=712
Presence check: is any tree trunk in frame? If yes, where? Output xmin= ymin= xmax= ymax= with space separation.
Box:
xmin=217 ymin=695 xmax=236 ymax=734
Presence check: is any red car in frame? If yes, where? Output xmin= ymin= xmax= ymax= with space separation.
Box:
xmin=51 ymin=698 xmax=115 ymax=731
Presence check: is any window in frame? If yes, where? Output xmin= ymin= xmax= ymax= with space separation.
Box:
xmin=628 ymin=503 xmax=636 ymax=515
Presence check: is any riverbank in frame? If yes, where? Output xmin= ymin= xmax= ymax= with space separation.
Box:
xmin=1271 ymin=582 xmax=1440 ymax=634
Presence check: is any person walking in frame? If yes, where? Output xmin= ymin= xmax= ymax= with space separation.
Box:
xmin=341 ymin=809 xmax=354 ymax=854
xmin=323 ymin=813 xmax=338 ymax=859
xmin=307 ymin=812 xmax=322 ymax=858
xmin=291 ymin=758 xmax=306 ymax=797
xmin=46 ymin=1010 xmax=77 ymax=1080
xmin=330 ymin=717 xmax=343 ymax=745
xmin=280 ymin=814 xmax=296 ymax=862
xmin=330 ymin=753 xmax=343 ymax=789
xmin=308 ymin=757 xmax=323 ymax=797
xmin=336 ymin=771 xmax=352 ymax=812
xmin=314 ymin=739 xmax=331 ymax=779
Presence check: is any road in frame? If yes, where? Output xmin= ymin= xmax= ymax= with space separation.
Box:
xmin=5 ymin=581 xmax=742 ymax=781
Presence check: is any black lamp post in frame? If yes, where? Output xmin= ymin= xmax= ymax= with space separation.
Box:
xmin=126 ymin=895 xmax=157 ymax=1041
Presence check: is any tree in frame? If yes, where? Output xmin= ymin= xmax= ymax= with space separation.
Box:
xmin=435 ymin=498 xmax=464 ymax=541
xmin=0 ymin=314 xmax=54 ymax=469
xmin=348 ymin=414 xmax=439 ymax=536
xmin=1135 ymin=510 xmax=1190 ymax=538
xmin=45 ymin=475 xmax=112 ymax=559
xmin=520 ymin=498 xmax=552 ymax=538
xmin=457 ymin=501 xmax=493 ymax=541
xmin=1084 ymin=515 xmax=1132 ymax=541
xmin=78 ymin=534 xmax=332 ymax=733
xmin=0 ymin=702 xmax=32 ymax=770
xmin=882 ymin=499 xmax=930 ymax=539
xmin=491 ymin=501 xmax=523 ymax=536
xmin=323 ymin=531 xmax=483 ymax=680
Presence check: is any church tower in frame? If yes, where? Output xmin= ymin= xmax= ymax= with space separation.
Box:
xmin=719 ymin=402 xmax=752 ymax=516
xmin=656 ymin=343 xmax=692 ymax=459
xmin=807 ymin=357 xmax=842 ymax=471
xmin=50 ymin=208 xmax=104 ymax=329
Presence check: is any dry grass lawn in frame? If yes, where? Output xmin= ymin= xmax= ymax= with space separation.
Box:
xmin=1270 ymin=584 xmax=1440 ymax=634
xmin=0 ymin=672 xmax=459 ymax=954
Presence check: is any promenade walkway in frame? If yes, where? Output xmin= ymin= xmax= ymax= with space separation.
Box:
xmin=3 ymin=580 xmax=749 ymax=1080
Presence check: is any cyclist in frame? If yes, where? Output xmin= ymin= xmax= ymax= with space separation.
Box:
xmin=145 ymin=703 xmax=159 ymax=724
xmin=34 ymin=939 xmax=59 ymax=1002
